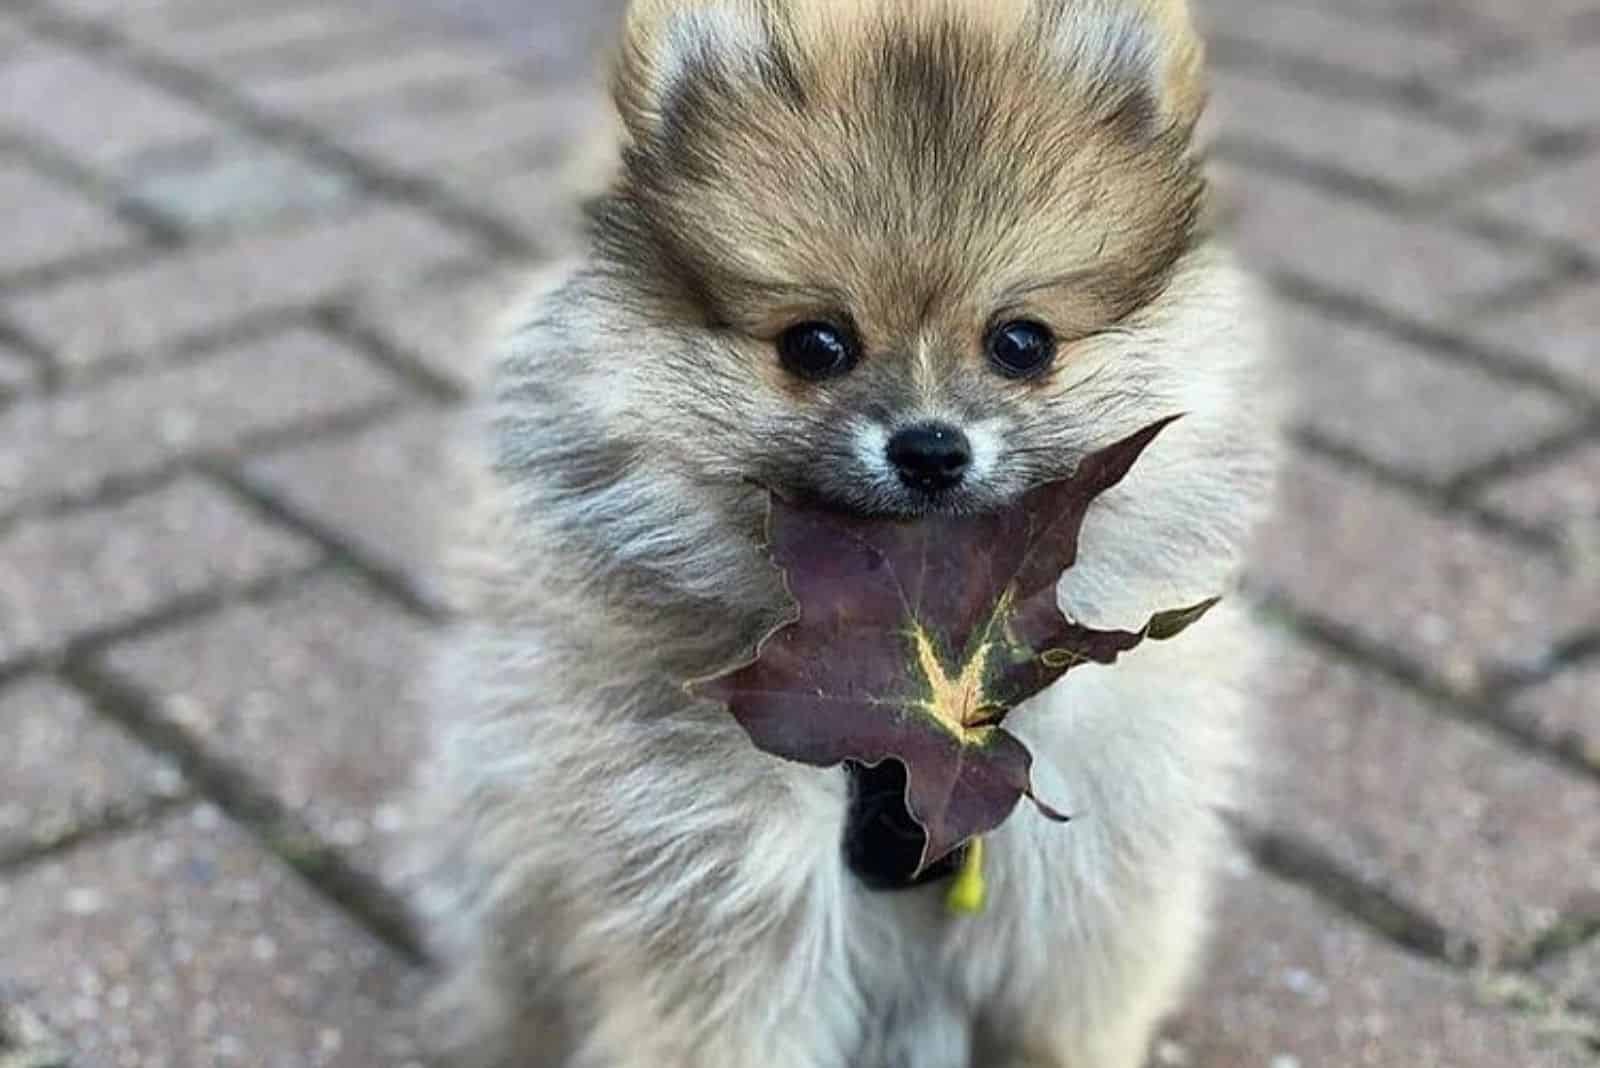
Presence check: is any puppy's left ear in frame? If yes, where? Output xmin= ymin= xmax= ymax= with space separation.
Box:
xmin=612 ymin=0 xmax=775 ymax=144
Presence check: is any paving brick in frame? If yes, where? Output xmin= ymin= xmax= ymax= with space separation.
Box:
xmin=1465 ymin=282 xmax=1600 ymax=395
xmin=234 ymin=43 xmax=526 ymax=123
xmin=104 ymin=575 xmax=431 ymax=880
xmin=135 ymin=10 xmax=436 ymax=86
xmin=0 ymin=478 xmax=317 ymax=666
xmin=123 ymin=138 xmax=357 ymax=230
xmin=350 ymin=267 xmax=526 ymax=389
xmin=0 ymin=328 xmax=398 ymax=512
xmin=1509 ymin=663 xmax=1600 ymax=769
xmin=331 ymin=89 xmax=594 ymax=177
xmin=38 ymin=0 xmax=188 ymax=17
xmin=465 ymin=166 xmax=592 ymax=256
xmin=1251 ymin=452 xmax=1598 ymax=688
xmin=1276 ymin=302 xmax=1578 ymax=484
xmin=1479 ymin=440 xmax=1600 ymax=534
xmin=0 ymin=343 xmax=37 ymax=396
xmin=0 ymin=161 xmax=141 ymax=275
xmin=1255 ymin=638 xmax=1600 ymax=958
xmin=1216 ymin=165 xmax=1552 ymax=325
xmin=1199 ymin=0 xmax=1474 ymax=84
xmin=1159 ymin=861 xmax=1589 ymax=1067
xmin=1466 ymin=151 xmax=1600 ymax=264
xmin=1441 ymin=0 xmax=1600 ymax=40
xmin=123 ymin=5 xmax=401 ymax=69
xmin=241 ymin=410 xmax=471 ymax=608
xmin=1452 ymin=42 xmax=1600 ymax=131
xmin=0 ymin=809 xmax=422 ymax=1067
xmin=0 ymin=677 xmax=182 ymax=863
xmin=6 ymin=207 xmax=485 ymax=372
xmin=386 ymin=0 xmax=626 ymax=85
xmin=1211 ymin=70 xmax=1509 ymax=193
xmin=0 ymin=45 xmax=221 ymax=171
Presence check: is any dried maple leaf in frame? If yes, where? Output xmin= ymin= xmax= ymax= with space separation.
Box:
xmin=690 ymin=416 xmax=1217 ymax=874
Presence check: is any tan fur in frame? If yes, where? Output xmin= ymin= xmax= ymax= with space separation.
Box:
xmin=620 ymin=0 xmax=1206 ymax=134
xmin=407 ymin=2 xmax=1281 ymax=1066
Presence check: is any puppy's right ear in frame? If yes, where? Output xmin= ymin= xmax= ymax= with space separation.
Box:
xmin=613 ymin=0 xmax=774 ymax=142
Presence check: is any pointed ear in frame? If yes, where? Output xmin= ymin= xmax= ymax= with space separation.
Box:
xmin=1138 ymin=0 xmax=1206 ymax=131
xmin=1045 ymin=0 xmax=1207 ymax=136
xmin=612 ymin=0 xmax=774 ymax=141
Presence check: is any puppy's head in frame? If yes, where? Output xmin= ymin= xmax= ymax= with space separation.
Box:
xmin=577 ymin=0 xmax=1217 ymax=519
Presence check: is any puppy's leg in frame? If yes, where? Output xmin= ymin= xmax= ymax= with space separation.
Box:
xmin=422 ymin=695 xmax=862 ymax=1068
xmin=547 ymin=793 xmax=863 ymax=1068
xmin=971 ymin=604 xmax=1256 ymax=1068
xmin=976 ymin=835 xmax=1217 ymax=1068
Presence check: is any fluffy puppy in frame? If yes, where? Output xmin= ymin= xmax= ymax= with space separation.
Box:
xmin=410 ymin=1 xmax=1282 ymax=1065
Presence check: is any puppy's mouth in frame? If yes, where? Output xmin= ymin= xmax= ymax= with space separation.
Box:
xmin=794 ymin=480 xmax=1005 ymax=522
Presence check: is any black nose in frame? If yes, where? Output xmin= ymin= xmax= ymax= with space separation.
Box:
xmin=887 ymin=423 xmax=971 ymax=493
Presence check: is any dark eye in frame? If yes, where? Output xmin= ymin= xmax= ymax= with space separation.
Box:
xmin=778 ymin=322 xmax=859 ymax=381
xmin=987 ymin=320 xmax=1056 ymax=378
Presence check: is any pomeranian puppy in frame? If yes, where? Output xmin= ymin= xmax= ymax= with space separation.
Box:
xmin=409 ymin=1 xmax=1281 ymax=1065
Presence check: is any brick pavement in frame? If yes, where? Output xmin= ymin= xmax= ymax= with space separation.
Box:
xmin=0 ymin=0 xmax=1597 ymax=1065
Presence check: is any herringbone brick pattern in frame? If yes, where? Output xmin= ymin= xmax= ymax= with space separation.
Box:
xmin=1 ymin=0 xmax=1596 ymax=1064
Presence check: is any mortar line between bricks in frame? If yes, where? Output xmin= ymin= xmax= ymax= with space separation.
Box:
xmin=1522 ymin=123 xmax=1600 ymax=167
xmin=0 ymin=559 xmax=333 ymax=686
xmin=2 ymin=305 xmax=338 ymax=395
xmin=0 ymin=201 xmax=494 ymax=302
xmin=0 ymin=207 xmax=441 ymax=295
xmin=60 ymin=654 xmax=433 ymax=968
xmin=1517 ymin=914 xmax=1600 ymax=972
xmin=1288 ymin=429 xmax=1562 ymax=553
xmin=1246 ymin=590 xmax=1600 ymax=786
xmin=313 ymin=303 xmax=467 ymax=405
xmin=207 ymin=459 xmax=452 ymax=623
xmin=1214 ymin=140 xmax=1419 ymax=209
xmin=1232 ymin=820 xmax=1477 ymax=966
xmin=1443 ymin=13 xmax=1600 ymax=81
xmin=19 ymin=4 xmax=542 ymax=263
xmin=99 ymin=0 xmax=359 ymax=38
xmin=0 ymin=315 xmax=55 ymax=379
xmin=1214 ymin=134 xmax=1549 ymax=221
xmin=1450 ymin=207 xmax=1600 ymax=276
xmin=1221 ymin=147 xmax=1600 ymax=274
xmin=1413 ymin=154 xmax=1593 ymax=220
xmin=0 ymin=126 xmax=186 ymax=247
xmin=1407 ymin=37 xmax=1529 ymax=86
xmin=113 ymin=10 xmax=426 ymax=77
xmin=1210 ymin=21 xmax=1600 ymax=148
xmin=0 ymin=793 xmax=195 ymax=874
xmin=1242 ymin=832 xmax=1600 ymax=1056
xmin=0 ymin=242 xmax=176 ymax=297
xmin=0 ymin=397 xmax=410 ymax=533
xmin=1222 ymin=0 xmax=1494 ymax=41
xmin=1446 ymin=416 xmax=1600 ymax=501
xmin=1267 ymin=274 xmax=1600 ymax=409
xmin=1464 ymin=257 xmax=1597 ymax=319
xmin=1205 ymin=35 xmax=1504 ymax=131
xmin=1218 ymin=145 xmax=1586 ymax=258
xmin=1488 ymin=628 xmax=1600 ymax=702
xmin=0 ymin=349 xmax=53 ymax=401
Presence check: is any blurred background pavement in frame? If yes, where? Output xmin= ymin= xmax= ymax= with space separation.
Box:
xmin=0 ymin=0 xmax=1597 ymax=1064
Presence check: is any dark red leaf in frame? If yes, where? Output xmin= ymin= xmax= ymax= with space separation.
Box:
xmin=690 ymin=416 xmax=1217 ymax=872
